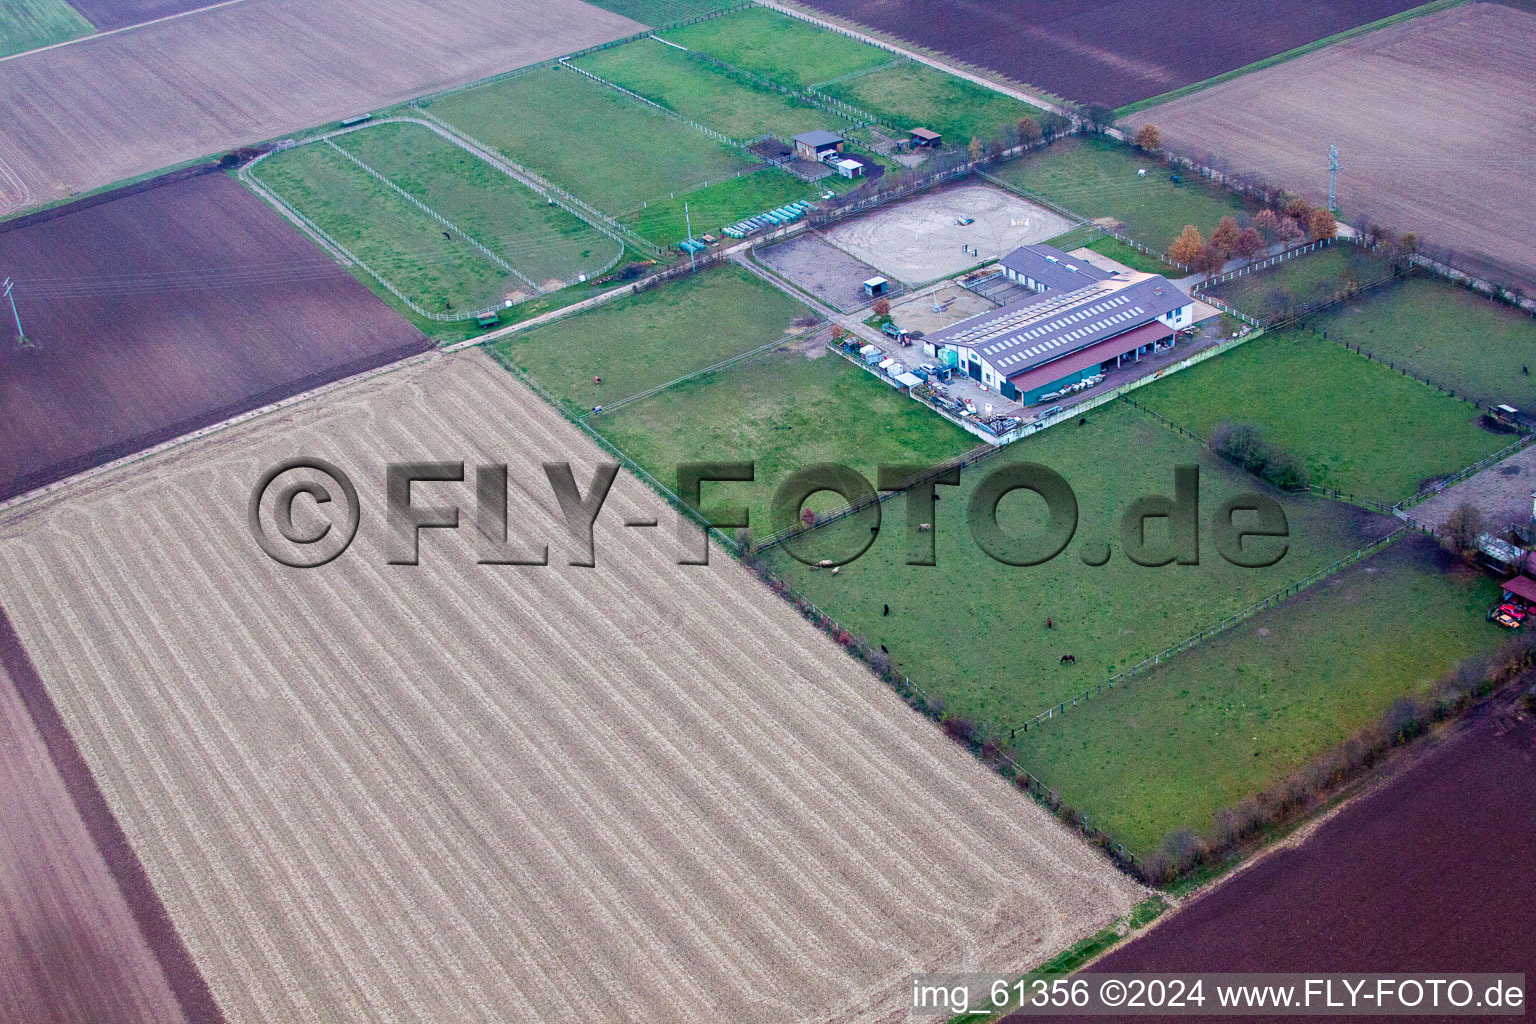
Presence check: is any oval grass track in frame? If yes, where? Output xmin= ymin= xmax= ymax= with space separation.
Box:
xmin=0 ymin=351 xmax=1142 ymax=1024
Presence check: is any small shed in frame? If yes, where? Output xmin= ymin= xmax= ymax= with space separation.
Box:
xmin=793 ymin=130 xmax=844 ymax=161
xmin=909 ymin=127 xmax=942 ymax=148
xmin=863 ymin=276 xmax=889 ymax=298
xmin=1501 ymin=574 xmax=1536 ymax=604
xmin=894 ymin=371 xmax=923 ymax=389
xmin=835 ymin=157 xmax=863 ymax=179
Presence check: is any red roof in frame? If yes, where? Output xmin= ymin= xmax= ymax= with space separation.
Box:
xmin=1006 ymin=321 xmax=1171 ymax=393
xmin=1502 ymin=575 xmax=1536 ymax=603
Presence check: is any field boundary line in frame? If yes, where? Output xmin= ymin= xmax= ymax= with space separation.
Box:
xmin=1113 ymin=0 xmax=1470 ymax=117
xmin=582 ymin=319 xmax=829 ymax=419
xmin=1011 ymin=526 xmax=1407 ymax=735
xmin=755 ymin=0 xmax=1069 ymax=117
xmin=0 ymin=610 xmax=230 ymax=1024
xmin=0 ymin=0 xmax=253 ymax=66
xmin=558 ymin=57 xmax=752 ymax=150
xmin=322 ymin=138 xmax=540 ymax=293
xmin=0 ymin=349 xmax=441 ymax=516
xmin=809 ymin=56 xmax=910 ymax=91
xmin=407 ymin=2 xmax=752 ymax=107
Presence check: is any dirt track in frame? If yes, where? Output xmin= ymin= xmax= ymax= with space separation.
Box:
xmin=1128 ymin=3 xmax=1536 ymax=290
xmin=0 ymin=350 xmax=1142 ymax=1023
xmin=0 ymin=0 xmax=641 ymax=215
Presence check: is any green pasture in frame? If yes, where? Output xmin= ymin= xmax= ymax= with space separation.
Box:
xmin=334 ymin=121 xmax=621 ymax=290
xmin=426 ymin=65 xmax=754 ymax=214
xmin=1206 ymin=244 xmax=1394 ymax=323
xmin=820 ymin=61 xmax=1038 ymax=144
xmin=1014 ymin=536 xmax=1501 ymax=855
xmin=661 ymin=6 xmax=894 ymax=90
xmin=0 ymin=0 xmax=91 ymax=59
xmin=492 ymin=263 xmax=815 ymax=415
xmin=591 ymin=348 xmax=976 ymax=524
xmin=1085 ymin=236 xmax=1172 ymax=274
xmin=993 ymin=136 xmax=1246 ymax=252
xmin=1312 ymin=275 xmax=1536 ymax=410
xmin=760 ymin=401 xmax=1388 ymax=726
xmin=1135 ymin=330 xmax=1504 ymax=504
xmin=252 ymin=141 xmax=512 ymax=314
xmin=575 ymin=37 xmax=855 ymax=141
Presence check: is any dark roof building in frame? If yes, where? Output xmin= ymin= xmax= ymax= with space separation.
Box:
xmin=999 ymin=243 xmax=1113 ymax=293
xmin=792 ymin=130 xmax=844 ymax=160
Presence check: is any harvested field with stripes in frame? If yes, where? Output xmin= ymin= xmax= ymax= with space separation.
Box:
xmin=0 ymin=350 xmax=1143 ymax=1024
xmin=0 ymin=0 xmax=641 ymax=216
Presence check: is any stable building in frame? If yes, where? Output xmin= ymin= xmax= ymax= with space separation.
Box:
xmin=999 ymin=243 xmax=1112 ymax=294
xmin=792 ymin=130 xmax=844 ymax=162
xmin=927 ymin=273 xmax=1194 ymax=404
xmin=909 ymin=127 xmax=942 ymax=148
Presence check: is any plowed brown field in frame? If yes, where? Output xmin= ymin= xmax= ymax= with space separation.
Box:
xmin=0 ymin=0 xmax=641 ymax=215
xmin=794 ymin=0 xmax=1425 ymax=107
xmin=0 ymin=170 xmax=431 ymax=503
xmin=1011 ymin=703 xmax=1536 ymax=1023
xmin=0 ymin=350 xmax=1142 ymax=1024
xmin=1127 ymin=3 xmax=1536 ymax=290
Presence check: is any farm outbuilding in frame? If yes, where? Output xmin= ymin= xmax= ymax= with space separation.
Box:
xmin=793 ymin=129 xmax=845 ymax=161
xmin=835 ymin=157 xmax=864 ymax=179
xmin=864 ymin=277 xmax=889 ymax=297
xmin=909 ymin=127 xmax=942 ymax=148
xmin=1000 ymin=243 xmax=1113 ymax=294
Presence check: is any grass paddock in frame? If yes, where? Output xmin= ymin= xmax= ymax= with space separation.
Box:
xmin=1135 ymin=330 xmax=1505 ymax=503
xmin=1013 ymin=536 xmax=1500 ymax=855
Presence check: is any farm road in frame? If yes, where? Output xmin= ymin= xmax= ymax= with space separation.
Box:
xmin=1409 ymin=441 xmax=1536 ymax=534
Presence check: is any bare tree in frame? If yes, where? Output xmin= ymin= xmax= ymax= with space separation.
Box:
xmin=1440 ymin=503 xmax=1483 ymax=556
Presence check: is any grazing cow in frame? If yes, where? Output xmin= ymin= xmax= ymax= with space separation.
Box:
xmin=1059 ymin=653 xmax=1075 ymax=665
xmin=883 ymin=603 xmax=890 ymax=616
xmin=442 ymin=231 xmax=452 ymax=240
xmin=830 ymin=566 xmax=840 ymax=575
xmin=917 ymin=523 xmax=932 ymax=532
xmin=1046 ymin=617 xmax=1053 ymax=629
xmin=880 ymin=643 xmax=888 ymax=654
xmin=818 ymin=559 xmax=834 ymax=568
